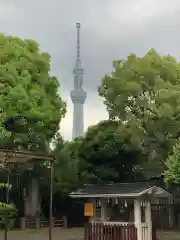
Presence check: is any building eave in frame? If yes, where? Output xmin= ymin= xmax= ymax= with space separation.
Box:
xmin=69 ymin=186 xmax=171 ymax=199
xmin=69 ymin=193 xmax=140 ymax=199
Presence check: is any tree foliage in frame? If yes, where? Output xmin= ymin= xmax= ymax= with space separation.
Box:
xmin=0 ymin=34 xmax=66 ymax=151
xmin=52 ymin=133 xmax=80 ymax=193
xmin=52 ymin=120 xmax=144 ymax=193
xmin=0 ymin=181 xmax=17 ymax=222
xmin=99 ymin=49 xmax=180 ymax=176
xmin=164 ymin=141 xmax=180 ymax=186
xmin=75 ymin=120 xmax=143 ymax=184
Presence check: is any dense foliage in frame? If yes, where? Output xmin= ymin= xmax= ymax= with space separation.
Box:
xmin=53 ymin=134 xmax=81 ymax=193
xmin=0 ymin=34 xmax=67 ymax=215
xmin=76 ymin=120 xmax=143 ymax=183
xmin=0 ymin=182 xmax=17 ymax=222
xmin=0 ymin=34 xmax=66 ymax=151
xmin=99 ymin=49 xmax=180 ymax=177
xmin=164 ymin=141 xmax=180 ymax=186
xmin=52 ymin=120 xmax=144 ymax=192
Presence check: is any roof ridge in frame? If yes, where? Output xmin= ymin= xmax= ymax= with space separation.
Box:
xmin=84 ymin=182 xmax=154 ymax=187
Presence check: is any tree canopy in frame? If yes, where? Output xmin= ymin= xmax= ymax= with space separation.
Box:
xmin=0 ymin=34 xmax=66 ymax=151
xmin=52 ymin=134 xmax=80 ymax=193
xmin=52 ymin=120 xmax=144 ymax=193
xmin=75 ymin=120 xmax=143 ymax=184
xmin=99 ymin=49 xmax=180 ymax=177
xmin=164 ymin=141 xmax=180 ymax=186
xmin=0 ymin=182 xmax=17 ymax=223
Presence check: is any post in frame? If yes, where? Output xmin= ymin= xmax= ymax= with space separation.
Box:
xmin=49 ymin=161 xmax=53 ymax=240
xmin=89 ymin=199 xmax=96 ymax=222
xmin=63 ymin=215 xmax=67 ymax=228
xmin=4 ymin=171 xmax=10 ymax=240
xmin=134 ymin=199 xmax=142 ymax=240
xmin=145 ymin=201 xmax=152 ymax=240
xmin=100 ymin=199 xmax=108 ymax=222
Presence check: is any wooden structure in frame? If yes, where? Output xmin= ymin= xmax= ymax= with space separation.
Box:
xmin=70 ymin=183 xmax=171 ymax=240
xmin=0 ymin=149 xmax=53 ymax=164
xmin=20 ymin=216 xmax=67 ymax=229
xmin=85 ymin=222 xmax=137 ymax=240
xmin=0 ymin=148 xmax=54 ymax=240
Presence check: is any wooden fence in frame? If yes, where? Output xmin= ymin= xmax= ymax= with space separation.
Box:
xmin=151 ymin=204 xmax=180 ymax=230
xmin=20 ymin=216 xmax=67 ymax=229
xmin=84 ymin=223 xmax=137 ymax=240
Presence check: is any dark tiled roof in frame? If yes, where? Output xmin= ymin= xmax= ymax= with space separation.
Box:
xmin=71 ymin=182 xmax=158 ymax=196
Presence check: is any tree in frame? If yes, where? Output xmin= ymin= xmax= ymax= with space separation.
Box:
xmin=0 ymin=182 xmax=17 ymax=227
xmin=99 ymin=49 xmax=180 ymax=177
xmin=164 ymin=141 xmax=180 ymax=186
xmin=76 ymin=120 xmax=143 ymax=184
xmin=53 ymin=134 xmax=81 ymax=193
xmin=0 ymin=34 xmax=66 ymax=217
xmin=0 ymin=34 xmax=66 ymax=151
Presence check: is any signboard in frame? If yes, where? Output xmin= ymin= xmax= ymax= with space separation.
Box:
xmin=84 ymin=202 xmax=94 ymax=216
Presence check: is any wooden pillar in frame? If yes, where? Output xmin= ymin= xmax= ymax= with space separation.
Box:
xmin=145 ymin=201 xmax=152 ymax=240
xmin=100 ymin=198 xmax=108 ymax=221
xmin=20 ymin=218 xmax=25 ymax=229
xmin=89 ymin=199 xmax=96 ymax=222
xmin=63 ymin=216 xmax=67 ymax=228
xmin=134 ymin=199 xmax=142 ymax=240
xmin=36 ymin=218 xmax=40 ymax=229
xmin=168 ymin=196 xmax=174 ymax=228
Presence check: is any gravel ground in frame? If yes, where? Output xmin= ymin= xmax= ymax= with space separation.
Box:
xmin=157 ymin=230 xmax=180 ymax=240
xmin=0 ymin=228 xmax=84 ymax=240
xmin=0 ymin=228 xmax=179 ymax=240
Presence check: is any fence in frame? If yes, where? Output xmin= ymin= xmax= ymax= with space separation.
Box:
xmin=20 ymin=216 xmax=67 ymax=229
xmin=151 ymin=204 xmax=180 ymax=230
xmin=84 ymin=222 xmax=137 ymax=240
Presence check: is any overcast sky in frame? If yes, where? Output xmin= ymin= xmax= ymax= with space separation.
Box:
xmin=1 ymin=0 xmax=180 ymax=139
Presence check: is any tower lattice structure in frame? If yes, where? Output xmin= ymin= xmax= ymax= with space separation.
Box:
xmin=70 ymin=23 xmax=87 ymax=139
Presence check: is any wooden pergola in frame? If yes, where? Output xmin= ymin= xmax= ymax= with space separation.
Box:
xmin=0 ymin=149 xmax=53 ymax=163
xmin=0 ymin=148 xmax=54 ymax=240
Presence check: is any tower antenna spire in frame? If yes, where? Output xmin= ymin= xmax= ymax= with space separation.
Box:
xmin=76 ymin=23 xmax=80 ymax=60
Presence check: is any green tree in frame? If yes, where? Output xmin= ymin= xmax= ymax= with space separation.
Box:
xmin=99 ymin=49 xmax=180 ymax=177
xmin=0 ymin=34 xmax=66 ymax=151
xmin=76 ymin=120 xmax=143 ymax=184
xmin=164 ymin=141 xmax=180 ymax=186
xmin=0 ymin=182 xmax=17 ymax=225
xmin=52 ymin=134 xmax=80 ymax=193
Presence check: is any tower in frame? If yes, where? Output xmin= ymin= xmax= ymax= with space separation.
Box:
xmin=70 ymin=23 xmax=87 ymax=139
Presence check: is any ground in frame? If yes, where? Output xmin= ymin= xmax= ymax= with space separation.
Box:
xmin=0 ymin=228 xmax=84 ymax=240
xmin=157 ymin=230 xmax=180 ymax=240
xmin=0 ymin=228 xmax=179 ymax=240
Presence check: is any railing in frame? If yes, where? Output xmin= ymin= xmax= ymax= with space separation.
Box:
xmin=84 ymin=222 xmax=137 ymax=240
xmin=20 ymin=216 xmax=67 ymax=229
xmin=141 ymin=223 xmax=148 ymax=240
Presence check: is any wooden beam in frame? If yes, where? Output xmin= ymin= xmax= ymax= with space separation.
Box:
xmin=0 ymin=149 xmax=54 ymax=164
